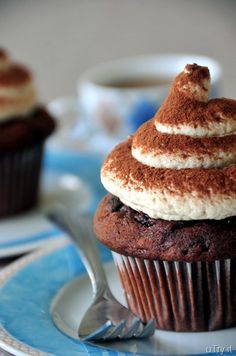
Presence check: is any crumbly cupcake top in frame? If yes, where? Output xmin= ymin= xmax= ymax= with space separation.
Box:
xmin=101 ymin=64 xmax=236 ymax=221
xmin=0 ymin=49 xmax=37 ymax=121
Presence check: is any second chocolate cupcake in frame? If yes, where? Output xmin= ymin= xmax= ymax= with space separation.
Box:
xmin=0 ymin=49 xmax=55 ymax=217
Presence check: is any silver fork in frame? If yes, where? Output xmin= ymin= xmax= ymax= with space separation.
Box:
xmin=49 ymin=208 xmax=155 ymax=341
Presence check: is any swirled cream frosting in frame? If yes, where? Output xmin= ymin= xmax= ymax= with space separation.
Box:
xmin=101 ymin=64 xmax=236 ymax=220
xmin=0 ymin=49 xmax=37 ymax=121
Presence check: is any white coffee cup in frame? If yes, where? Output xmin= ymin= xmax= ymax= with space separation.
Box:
xmin=48 ymin=54 xmax=221 ymax=154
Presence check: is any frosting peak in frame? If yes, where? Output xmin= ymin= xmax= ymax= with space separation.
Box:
xmin=101 ymin=64 xmax=236 ymax=221
xmin=0 ymin=49 xmax=37 ymax=121
xmin=154 ymin=64 xmax=236 ymax=137
xmin=178 ymin=64 xmax=210 ymax=102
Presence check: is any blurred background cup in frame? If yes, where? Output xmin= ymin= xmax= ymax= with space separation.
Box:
xmin=48 ymin=53 xmax=221 ymax=156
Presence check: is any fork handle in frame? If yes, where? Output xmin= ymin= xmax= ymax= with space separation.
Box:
xmin=49 ymin=210 xmax=109 ymax=299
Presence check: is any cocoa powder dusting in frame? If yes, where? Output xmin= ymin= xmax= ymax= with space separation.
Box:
xmin=155 ymin=64 xmax=236 ymax=127
xmin=0 ymin=65 xmax=31 ymax=86
xmin=179 ymin=63 xmax=210 ymax=88
xmin=102 ymin=138 xmax=236 ymax=197
xmin=133 ymin=120 xmax=236 ymax=157
xmin=102 ymin=64 xmax=236 ymax=199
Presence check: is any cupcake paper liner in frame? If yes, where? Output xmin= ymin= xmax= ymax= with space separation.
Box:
xmin=112 ymin=252 xmax=236 ymax=332
xmin=0 ymin=144 xmax=43 ymax=217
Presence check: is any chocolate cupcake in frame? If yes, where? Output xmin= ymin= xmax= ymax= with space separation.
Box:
xmin=0 ymin=49 xmax=55 ymax=217
xmin=94 ymin=64 xmax=236 ymax=332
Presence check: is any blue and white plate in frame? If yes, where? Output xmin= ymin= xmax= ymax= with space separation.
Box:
xmin=0 ymin=240 xmax=235 ymax=356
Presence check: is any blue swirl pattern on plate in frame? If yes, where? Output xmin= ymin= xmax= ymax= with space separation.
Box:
xmin=0 ymin=244 xmax=123 ymax=356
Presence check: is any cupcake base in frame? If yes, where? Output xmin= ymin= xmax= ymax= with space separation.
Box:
xmin=0 ymin=144 xmax=43 ymax=217
xmin=112 ymin=252 xmax=236 ymax=332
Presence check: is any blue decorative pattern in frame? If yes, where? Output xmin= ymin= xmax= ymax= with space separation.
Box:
xmin=0 ymin=244 xmax=120 ymax=356
xmin=127 ymin=100 xmax=158 ymax=132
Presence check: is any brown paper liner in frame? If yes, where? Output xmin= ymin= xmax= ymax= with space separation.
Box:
xmin=0 ymin=144 xmax=43 ymax=217
xmin=112 ymin=252 xmax=236 ymax=332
